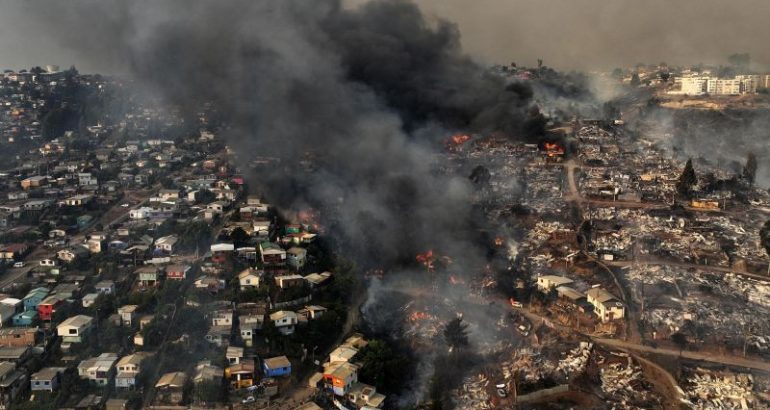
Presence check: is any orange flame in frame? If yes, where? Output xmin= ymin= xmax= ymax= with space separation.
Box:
xmin=409 ymin=311 xmax=431 ymax=322
xmin=445 ymin=134 xmax=472 ymax=151
xmin=494 ymin=237 xmax=504 ymax=246
xmin=543 ymin=142 xmax=565 ymax=157
xmin=416 ymin=250 xmax=435 ymax=271
xmin=451 ymin=134 xmax=471 ymax=145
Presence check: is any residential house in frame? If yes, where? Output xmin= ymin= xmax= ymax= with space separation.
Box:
xmin=77 ymin=353 xmax=118 ymax=385
xmin=117 ymin=305 xmax=138 ymax=327
xmin=154 ymin=235 xmax=178 ymax=254
xmin=0 ymin=304 xmax=14 ymax=327
xmin=82 ymin=293 xmax=99 ymax=308
xmin=210 ymin=243 xmax=235 ymax=263
xmin=165 ymin=264 xmax=190 ymax=281
xmin=226 ymin=362 xmax=255 ymax=389
xmin=0 ymin=244 xmax=29 ymax=261
xmin=226 ymin=346 xmax=244 ymax=366
xmin=0 ymin=328 xmax=38 ymax=348
xmin=194 ymin=361 xmax=223 ymax=384
xmin=154 ymin=372 xmax=187 ymax=405
xmin=94 ymin=280 xmax=115 ymax=295
xmin=0 ymin=347 xmax=30 ymax=365
xmin=347 ymin=382 xmax=386 ymax=409
xmin=323 ymin=361 xmax=359 ymax=396
xmin=37 ymin=295 xmax=63 ymax=321
xmin=78 ymin=173 xmax=98 ymax=186
xmin=586 ymin=288 xmax=625 ymax=323
xmin=193 ymin=360 xmax=224 ymax=384
xmin=136 ymin=266 xmax=161 ymax=287
xmin=0 ymin=298 xmax=21 ymax=313
xmin=262 ymin=355 xmax=291 ymax=378
xmin=269 ymin=311 xmax=297 ymax=335
xmin=259 ymin=242 xmax=286 ymax=265
xmin=329 ymin=345 xmax=359 ymax=365
xmin=158 ymin=189 xmax=180 ymax=202
xmin=31 ymin=367 xmax=65 ymax=392
xmin=194 ymin=276 xmax=226 ymax=293
xmin=536 ymin=275 xmax=574 ymax=292
xmin=298 ymin=305 xmax=327 ymax=320
xmin=205 ymin=326 xmax=231 ymax=348
xmin=57 ymin=247 xmax=89 ymax=264
xmin=57 ymin=315 xmax=93 ymax=344
xmin=20 ymin=175 xmax=47 ymax=190
xmin=286 ymin=247 xmax=307 ymax=270
xmin=11 ymin=311 xmax=37 ymax=327
xmin=275 ymin=274 xmax=305 ymax=289
xmin=210 ymin=309 xmax=233 ymax=327
xmin=61 ymin=194 xmax=93 ymax=207
xmin=0 ymin=362 xmax=26 ymax=407
xmin=115 ymin=352 xmax=150 ymax=389
xmin=304 ymin=272 xmax=332 ymax=288
xmin=238 ymin=268 xmax=261 ymax=290
xmin=239 ymin=310 xmax=265 ymax=348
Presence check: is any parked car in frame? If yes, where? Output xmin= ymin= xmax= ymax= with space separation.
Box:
xmin=242 ymin=396 xmax=255 ymax=404
xmin=12 ymin=261 xmax=24 ymax=268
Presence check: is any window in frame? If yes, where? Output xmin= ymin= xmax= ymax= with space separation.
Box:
xmin=43 ymin=381 xmax=50 ymax=385
xmin=69 ymin=329 xmax=77 ymax=335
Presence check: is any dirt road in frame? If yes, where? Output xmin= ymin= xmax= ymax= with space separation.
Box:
xmin=594 ymin=337 xmax=770 ymax=373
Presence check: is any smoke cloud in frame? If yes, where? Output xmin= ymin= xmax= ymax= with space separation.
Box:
xmin=0 ymin=0 xmax=595 ymax=404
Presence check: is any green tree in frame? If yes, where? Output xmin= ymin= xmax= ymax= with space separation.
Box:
xmin=355 ymin=340 xmax=408 ymax=394
xmin=743 ymin=153 xmax=758 ymax=185
xmin=193 ymin=380 xmax=223 ymax=404
xmin=230 ymin=227 xmax=250 ymax=247
xmin=195 ymin=189 xmax=216 ymax=204
xmin=676 ymin=159 xmax=698 ymax=198
xmin=630 ymin=73 xmax=641 ymax=86
xmin=443 ymin=317 xmax=469 ymax=350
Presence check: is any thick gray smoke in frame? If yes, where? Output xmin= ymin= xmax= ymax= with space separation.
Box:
xmin=7 ymin=0 xmax=548 ymax=265
xmin=6 ymin=1 xmax=573 ymax=404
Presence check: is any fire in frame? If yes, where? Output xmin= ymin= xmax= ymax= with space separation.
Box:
xmin=543 ymin=142 xmax=565 ymax=157
xmin=416 ymin=250 xmax=435 ymax=271
xmin=494 ymin=237 xmax=504 ymax=247
xmin=445 ymin=134 xmax=472 ymax=151
xmin=451 ymin=134 xmax=471 ymax=145
xmin=409 ymin=311 xmax=431 ymax=322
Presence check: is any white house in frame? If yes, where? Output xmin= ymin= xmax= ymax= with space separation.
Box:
xmin=57 ymin=315 xmax=94 ymax=344
xmin=586 ymin=287 xmax=625 ymax=323
xmin=115 ymin=352 xmax=150 ymax=389
xmin=95 ymin=280 xmax=115 ymax=295
xmin=536 ymin=275 xmax=574 ymax=292
xmin=129 ymin=207 xmax=152 ymax=220
xmin=269 ymin=311 xmax=298 ymax=335
xmin=238 ymin=268 xmax=261 ymax=290
xmin=77 ymin=353 xmax=118 ymax=385
xmin=154 ymin=235 xmax=179 ymax=254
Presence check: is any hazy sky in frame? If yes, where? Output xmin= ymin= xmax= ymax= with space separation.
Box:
xmin=1 ymin=0 xmax=770 ymax=73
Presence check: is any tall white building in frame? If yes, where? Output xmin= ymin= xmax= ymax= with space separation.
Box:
xmin=672 ymin=76 xmax=709 ymax=95
xmin=707 ymin=78 xmax=741 ymax=95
